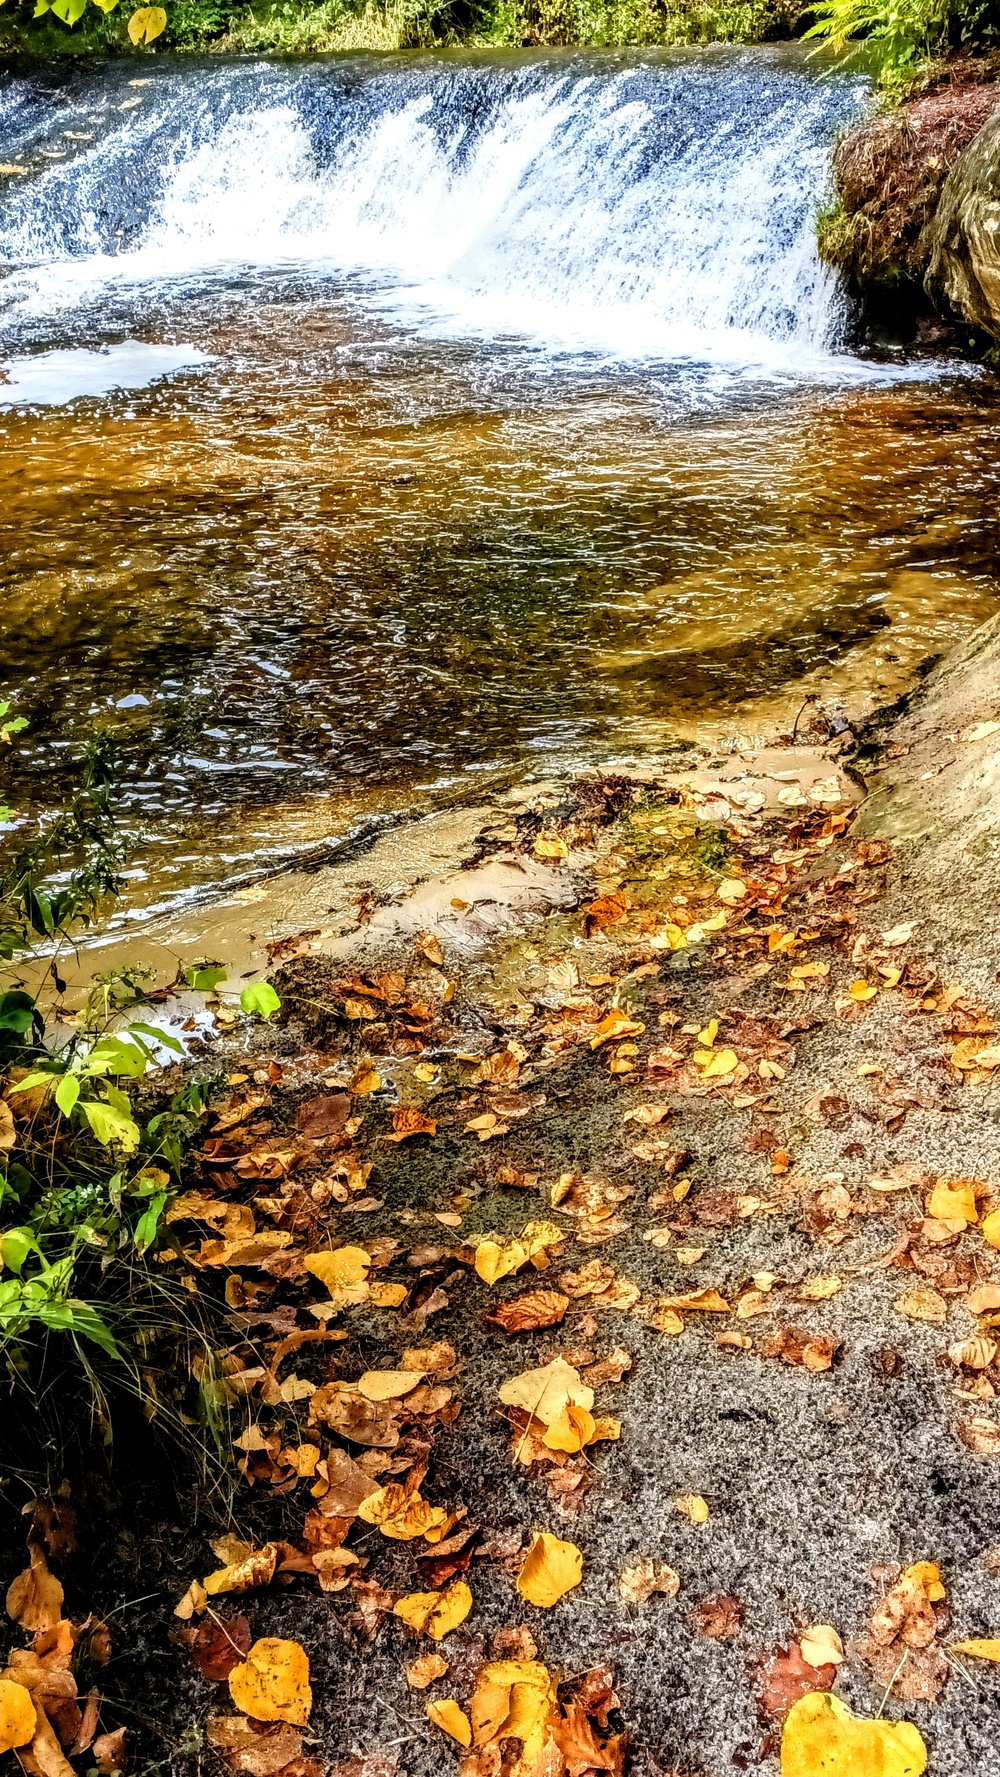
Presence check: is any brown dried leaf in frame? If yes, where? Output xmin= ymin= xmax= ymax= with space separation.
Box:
xmin=484 ymin=1291 xmax=570 ymax=1334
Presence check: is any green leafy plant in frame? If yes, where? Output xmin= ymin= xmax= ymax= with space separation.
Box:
xmin=804 ymin=0 xmax=949 ymax=84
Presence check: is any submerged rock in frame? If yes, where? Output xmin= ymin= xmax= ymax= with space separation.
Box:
xmin=923 ymin=105 xmax=1000 ymax=338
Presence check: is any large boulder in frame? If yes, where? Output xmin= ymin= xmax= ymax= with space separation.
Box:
xmin=923 ymin=106 xmax=1000 ymax=338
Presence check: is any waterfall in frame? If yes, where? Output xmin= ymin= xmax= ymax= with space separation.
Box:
xmin=0 ymin=50 xmax=865 ymax=365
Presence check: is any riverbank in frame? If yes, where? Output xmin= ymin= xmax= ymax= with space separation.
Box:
xmin=7 ymin=614 xmax=1000 ymax=1777
xmin=819 ymin=55 xmax=1000 ymax=350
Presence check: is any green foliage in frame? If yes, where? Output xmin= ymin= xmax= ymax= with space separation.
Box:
xmin=0 ymin=711 xmax=212 ymax=1387
xmin=240 ymin=980 xmax=281 ymax=1020
xmin=803 ymin=0 xmax=983 ymax=85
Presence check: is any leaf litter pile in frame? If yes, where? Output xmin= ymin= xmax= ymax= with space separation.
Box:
xmin=7 ymin=767 xmax=1000 ymax=1777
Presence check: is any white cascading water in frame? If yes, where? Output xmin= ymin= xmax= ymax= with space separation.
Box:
xmin=0 ymin=53 xmax=866 ymax=368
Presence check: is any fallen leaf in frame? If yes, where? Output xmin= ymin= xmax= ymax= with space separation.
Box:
xmin=498 ymin=1359 xmax=594 ymax=1427
xmin=962 ymin=721 xmax=1000 ymax=743
xmin=203 ymin=1543 xmax=279 ymax=1598
xmin=0 ymin=1680 xmax=36 ymax=1752
xmin=948 ymin=1336 xmax=997 ymax=1370
xmin=928 ymin=1181 xmax=977 ymax=1225
xmin=849 ymin=981 xmax=877 ymax=1002
xmin=188 ymin=1614 xmax=252 ymax=1681
xmin=981 ymin=1208 xmax=1000 ymax=1250
xmin=357 ymin=1370 xmax=426 ymax=1402
xmin=691 ymin=1594 xmax=743 ymax=1639
xmin=590 ymin=1012 xmax=645 ymax=1050
xmin=467 ymin=1658 xmax=558 ymax=1764
xmin=475 ymin=1222 xmax=563 ymax=1285
xmin=405 ymin=1652 xmax=448 ymax=1688
xmin=415 ymin=932 xmax=444 ymax=966
xmin=228 ymin=1639 xmax=311 ymax=1726
xmin=426 ymin=1698 xmax=471 ymax=1746
xmin=485 ymin=1290 xmax=570 ymax=1334
xmin=956 ymin=1416 xmax=1000 ymax=1455
xmin=304 ymin=1247 xmax=370 ymax=1290
xmin=356 ymin=1484 xmax=448 ymax=1541
xmin=392 ymin=1581 xmax=472 ymax=1640
xmin=535 ymin=833 xmax=568 ymax=860
xmin=757 ymin=1643 xmax=837 ymax=1718
xmin=796 ymin=1275 xmax=842 ymax=1301
xmin=780 ymin=1691 xmax=926 ymax=1776
xmin=516 ymin=1532 xmax=583 ymax=1608
xmin=6 ymin=1550 xmax=64 ymax=1632
xmin=799 ymin=1625 xmax=844 ymax=1669
xmin=676 ymin=1494 xmax=709 ymax=1524
xmin=881 ymin=923 xmax=915 ymax=947
xmin=951 ymin=1638 xmax=1000 ymax=1661
xmin=895 ymin=1289 xmax=948 ymax=1324
xmin=206 ymin=1716 xmax=304 ymax=1776
xmin=618 ymin=1560 xmax=680 ymax=1604
xmin=386 ymin=1108 xmax=437 ymax=1143
xmin=655 ymin=1289 xmax=729 ymax=1313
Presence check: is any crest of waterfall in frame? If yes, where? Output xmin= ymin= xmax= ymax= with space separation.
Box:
xmin=0 ymin=50 xmax=865 ymax=364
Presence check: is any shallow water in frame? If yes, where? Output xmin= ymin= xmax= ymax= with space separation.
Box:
xmin=2 ymin=47 xmax=999 ymax=919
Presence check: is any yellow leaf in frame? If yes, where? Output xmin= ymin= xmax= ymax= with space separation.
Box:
xmin=6 ymin=1548 xmax=63 ymax=1631
xmin=849 ymin=980 xmax=877 ymax=1001
xmin=368 ymin=1280 xmax=407 ymax=1308
xmin=590 ymin=1011 xmax=645 ymax=1049
xmin=676 ymin=1493 xmax=709 ymax=1523
xmin=475 ymin=1221 xmax=562 ymax=1284
xmin=468 ymin=1660 xmax=558 ymax=1767
xmin=498 ymin=1358 xmax=594 ymax=1427
xmin=903 ymin=1561 xmax=945 ymax=1602
xmin=699 ymin=1048 xmax=739 ymax=1079
xmin=952 ymin=1638 xmax=1000 ymax=1661
xmin=541 ymin=1403 xmax=597 ymax=1453
xmin=780 ymin=1692 xmax=926 ymax=1776
xmin=797 ymin=1275 xmax=842 ymax=1301
xmin=228 ymin=1638 xmax=312 ymax=1726
xmin=356 ymin=1483 xmax=448 ymax=1541
xmin=789 ymin=962 xmax=830 ymax=980
xmin=534 ymin=833 xmax=568 ymax=859
xmin=894 ymin=1288 xmax=948 ymax=1323
xmin=656 ymin=1289 xmax=729 ymax=1313
xmin=393 ymin=1581 xmax=472 ymax=1640
xmin=357 ymin=1369 xmax=425 ymax=1402
xmin=127 ymin=4 xmax=166 ymax=41
xmin=203 ymin=1542 xmax=278 ymax=1597
xmin=799 ymin=1625 xmax=844 ymax=1668
xmin=697 ymin=1018 xmax=719 ymax=1048
xmin=981 ymin=1208 xmax=1000 ymax=1250
xmin=928 ymin=1181 xmax=977 ymax=1226
xmin=426 ymin=1697 xmax=471 ymax=1745
xmin=304 ymin=1247 xmax=370 ymax=1289
xmin=0 ymin=1680 xmax=36 ymax=1753
xmin=516 ymin=1531 xmax=583 ymax=1608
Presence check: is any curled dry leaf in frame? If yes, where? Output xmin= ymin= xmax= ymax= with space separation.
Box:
xmin=955 ymin=1416 xmax=1000 ymax=1455
xmin=203 ymin=1542 xmax=279 ymax=1599
xmin=780 ymin=1691 xmax=926 ymax=1777
xmin=948 ymin=1336 xmax=997 ymax=1370
xmin=426 ymin=1698 xmax=471 ymax=1746
xmin=475 ymin=1221 xmax=564 ymax=1285
xmin=6 ymin=1549 xmax=64 ymax=1634
xmin=386 ymin=1108 xmax=437 ymax=1143
xmin=392 ymin=1581 xmax=472 ymax=1640
xmin=760 ymin=1328 xmax=839 ymax=1372
xmin=405 ymin=1652 xmax=448 ymax=1689
xmin=516 ymin=1532 xmax=584 ymax=1608
xmin=485 ymin=1290 xmax=570 ymax=1334
xmin=228 ymin=1639 xmax=311 ymax=1727
xmin=655 ymin=1289 xmax=729 ymax=1313
xmin=619 ymin=1560 xmax=680 ymax=1604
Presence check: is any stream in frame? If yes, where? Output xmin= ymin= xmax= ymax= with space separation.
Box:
xmin=2 ymin=47 xmax=1000 ymax=924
